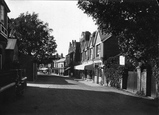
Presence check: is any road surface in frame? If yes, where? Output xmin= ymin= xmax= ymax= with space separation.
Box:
xmin=0 ymin=74 xmax=158 ymax=115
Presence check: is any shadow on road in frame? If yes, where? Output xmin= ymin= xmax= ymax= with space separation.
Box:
xmin=31 ymin=74 xmax=76 ymax=85
xmin=1 ymin=75 xmax=158 ymax=115
xmin=0 ymin=86 xmax=158 ymax=115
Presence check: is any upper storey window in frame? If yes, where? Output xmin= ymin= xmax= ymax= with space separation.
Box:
xmin=0 ymin=5 xmax=4 ymax=24
xmin=96 ymin=44 xmax=101 ymax=57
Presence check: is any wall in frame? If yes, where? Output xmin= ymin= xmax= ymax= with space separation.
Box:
xmin=151 ymin=74 xmax=157 ymax=98
xmin=127 ymin=71 xmax=137 ymax=93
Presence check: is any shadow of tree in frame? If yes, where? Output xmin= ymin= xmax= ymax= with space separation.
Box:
xmin=1 ymin=85 xmax=158 ymax=115
xmin=31 ymin=75 xmax=76 ymax=85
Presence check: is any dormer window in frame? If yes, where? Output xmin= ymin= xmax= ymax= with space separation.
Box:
xmin=0 ymin=5 xmax=4 ymax=24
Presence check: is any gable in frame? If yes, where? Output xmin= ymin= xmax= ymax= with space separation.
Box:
xmin=98 ymin=30 xmax=112 ymax=42
xmin=92 ymin=31 xmax=97 ymax=46
xmin=88 ymin=36 xmax=92 ymax=48
xmin=95 ymin=32 xmax=101 ymax=45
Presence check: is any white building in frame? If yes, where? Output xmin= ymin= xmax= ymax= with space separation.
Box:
xmin=53 ymin=58 xmax=65 ymax=75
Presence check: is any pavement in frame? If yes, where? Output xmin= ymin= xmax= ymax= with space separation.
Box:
xmin=74 ymin=78 xmax=155 ymax=100
xmin=36 ymin=73 xmax=156 ymax=99
xmin=0 ymin=74 xmax=158 ymax=115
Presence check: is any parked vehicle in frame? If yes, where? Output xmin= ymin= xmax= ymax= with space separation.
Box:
xmin=38 ymin=67 xmax=48 ymax=74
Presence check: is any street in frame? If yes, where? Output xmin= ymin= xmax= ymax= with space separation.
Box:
xmin=0 ymin=74 xmax=158 ymax=115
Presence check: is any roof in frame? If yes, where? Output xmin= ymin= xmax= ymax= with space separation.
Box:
xmin=84 ymin=40 xmax=89 ymax=50
xmin=92 ymin=31 xmax=98 ymax=46
xmin=80 ymin=39 xmax=85 ymax=52
xmin=6 ymin=39 xmax=17 ymax=50
xmin=88 ymin=35 xmax=92 ymax=48
xmin=0 ymin=0 xmax=10 ymax=12
xmin=98 ymin=30 xmax=112 ymax=42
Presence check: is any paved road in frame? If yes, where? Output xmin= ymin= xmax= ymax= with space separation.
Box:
xmin=0 ymin=75 xmax=158 ymax=115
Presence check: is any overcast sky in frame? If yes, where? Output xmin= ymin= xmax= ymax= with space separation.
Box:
xmin=5 ymin=0 xmax=97 ymax=56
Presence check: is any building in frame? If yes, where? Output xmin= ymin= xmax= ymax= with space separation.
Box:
xmin=53 ymin=57 xmax=65 ymax=75
xmin=0 ymin=0 xmax=27 ymax=99
xmin=75 ymin=30 xmax=120 ymax=84
xmin=0 ymin=0 xmax=10 ymax=70
xmin=99 ymin=30 xmax=120 ymax=85
xmin=73 ymin=28 xmax=157 ymax=98
xmin=5 ymin=39 xmax=19 ymax=69
xmin=65 ymin=40 xmax=80 ymax=77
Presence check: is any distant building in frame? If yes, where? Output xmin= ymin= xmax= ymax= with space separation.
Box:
xmin=53 ymin=57 xmax=65 ymax=75
xmin=65 ymin=40 xmax=80 ymax=77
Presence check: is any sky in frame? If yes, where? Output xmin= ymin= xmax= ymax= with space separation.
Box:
xmin=5 ymin=0 xmax=98 ymax=56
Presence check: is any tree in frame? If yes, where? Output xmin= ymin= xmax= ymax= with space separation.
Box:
xmin=77 ymin=0 xmax=159 ymax=65
xmin=9 ymin=12 xmax=57 ymax=63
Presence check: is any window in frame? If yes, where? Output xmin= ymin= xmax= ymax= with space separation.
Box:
xmin=61 ymin=63 xmax=64 ymax=68
xmin=87 ymin=50 xmax=89 ymax=60
xmin=83 ymin=52 xmax=85 ymax=61
xmin=0 ymin=5 xmax=4 ymax=24
xmin=90 ymin=48 xmax=93 ymax=59
xmin=85 ymin=51 xmax=88 ymax=60
xmin=82 ymin=52 xmax=84 ymax=61
xmin=96 ymin=44 xmax=101 ymax=57
xmin=89 ymin=49 xmax=91 ymax=60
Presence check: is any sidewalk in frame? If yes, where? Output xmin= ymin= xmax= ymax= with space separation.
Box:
xmin=75 ymin=79 xmax=154 ymax=100
xmin=37 ymin=74 xmax=155 ymax=100
xmin=75 ymin=79 xmax=101 ymax=87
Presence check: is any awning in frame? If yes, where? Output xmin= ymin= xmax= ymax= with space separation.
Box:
xmin=93 ymin=60 xmax=102 ymax=64
xmin=84 ymin=64 xmax=94 ymax=70
xmin=74 ymin=64 xmax=85 ymax=70
xmin=74 ymin=61 xmax=93 ymax=70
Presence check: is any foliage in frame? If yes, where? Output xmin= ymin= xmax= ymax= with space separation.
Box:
xmin=104 ymin=55 xmax=125 ymax=88
xmin=9 ymin=12 xmax=57 ymax=63
xmin=77 ymin=0 xmax=159 ymax=65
